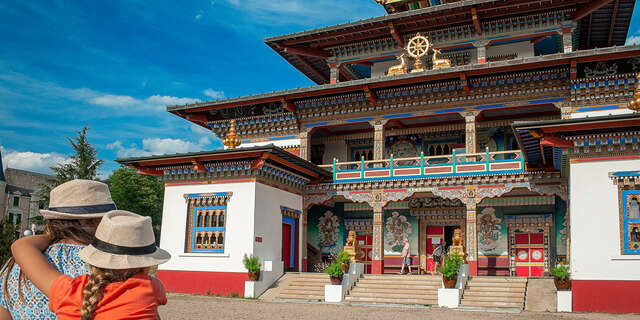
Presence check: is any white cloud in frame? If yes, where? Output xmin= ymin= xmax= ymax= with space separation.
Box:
xmin=0 ymin=71 xmax=201 ymax=112
xmin=0 ymin=145 xmax=68 ymax=174
xmin=89 ymin=94 xmax=201 ymax=110
xmin=108 ymin=136 xmax=215 ymax=158
xmin=195 ymin=13 xmax=202 ymax=19
xmin=626 ymin=35 xmax=640 ymax=45
xmin=203 ymin=88 xmax=225 ymax=99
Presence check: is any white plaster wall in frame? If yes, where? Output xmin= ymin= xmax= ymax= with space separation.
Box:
xmin=238 ymin=138 xmax=300 ymax=149
xmin=571 ymin=108 xmax=635 ymax=119
xmin=570 ymin=158 xmax=640 ymax=280
xmin=487 ymin=41 xmax=534 ymax=59
xmin=253 ymin=182 xmax=303 ymax=269
xmin=158 ymin=181 xmax=256 ymax=273
xmin=322 ymin=140 xmax=348 ymax=164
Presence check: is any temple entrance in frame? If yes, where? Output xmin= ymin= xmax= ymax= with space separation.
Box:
xmin=514 ymin=231 xmax=545 ymax=277
xmin=282 ymin=217 xmax=297 ymax=272
xmin=425 ymin=225 xmax=462 ymax=272
xmin=356 ymin=234 xmax=373 ymax=273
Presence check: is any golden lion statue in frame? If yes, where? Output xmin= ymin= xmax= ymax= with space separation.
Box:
xmin=343 ymin=230 xmax=360 ymax=262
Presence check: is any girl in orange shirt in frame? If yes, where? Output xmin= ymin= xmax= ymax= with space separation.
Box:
xmin=11 ymin=210 xmax=171 ymax=320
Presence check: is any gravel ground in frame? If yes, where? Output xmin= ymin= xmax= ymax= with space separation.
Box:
xmin=159 ymin=294 xmax=639 ymax=320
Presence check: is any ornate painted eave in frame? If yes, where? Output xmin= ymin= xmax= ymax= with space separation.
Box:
xmin=168 ymin=45 xmax=640 ymax=130
xmin=115 ymin=144 xmax=331 ymax=182
xmin=610 ymin=170 xmax=640 ymax=187
xmin=513 ymin=112 xmax=640 ymax=168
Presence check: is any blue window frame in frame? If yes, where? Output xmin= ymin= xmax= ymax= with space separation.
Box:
xmin=621 ymin=190 xmax=640 ymax=255
xmin=184 ymin=192 xmax=232 ymax=254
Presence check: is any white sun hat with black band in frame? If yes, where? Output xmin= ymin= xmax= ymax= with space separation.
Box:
xmin=79 ymin=210 xmax=171 ymax=269
xmin=41 ymin=179 xmax=117 ymax=220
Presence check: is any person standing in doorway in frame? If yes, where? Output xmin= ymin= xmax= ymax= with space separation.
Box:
xmin=432 ymin=241 xmax=445 ymax=275
xmin=400 ymin=239 xmax=412 ymax=274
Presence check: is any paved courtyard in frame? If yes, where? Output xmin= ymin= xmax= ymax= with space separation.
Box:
xmin=159 ymin=294 xmax=638 ymax=320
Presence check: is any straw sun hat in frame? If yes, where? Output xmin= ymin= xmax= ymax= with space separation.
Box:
xmin=79 ymin=210 xmax=171 ymax=269
xmin=40 ymin=179 xmax=117 ymax=220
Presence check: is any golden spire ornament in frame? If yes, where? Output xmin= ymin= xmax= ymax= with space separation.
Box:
xmin=222 ymin=119 xmax=241 ymax=149
xmin=406 ymin=33 xmax=430 ymax=73
xmin=627 ymin=73 xmax=640 ymax=112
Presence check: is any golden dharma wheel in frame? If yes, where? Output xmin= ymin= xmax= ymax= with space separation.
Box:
xmin=407 ymin=33 xmax=430 ymax=58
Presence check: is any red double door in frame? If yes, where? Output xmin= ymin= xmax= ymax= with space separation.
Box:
xmin=514 ymin=231 xmax=545 ymax=277
xmin=356 ymin=235 xmax=373 ymax=273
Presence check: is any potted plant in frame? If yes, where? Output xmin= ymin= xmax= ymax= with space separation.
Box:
xmin=552 ymin=263 xmax=571 ymax=290
xmin=337 ymin=250 xmax=351 ymax=273
xmin=440 ymin=252 xmax=463 ymax=289
xmin=325 ymin=262 xmax=344 ymax=285
xmin=243 ymin=254 xmax=261 ymax=281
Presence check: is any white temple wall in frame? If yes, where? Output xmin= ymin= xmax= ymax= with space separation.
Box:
xmin=253 ymin=182 xmax=303 ymax=269
xmin=158 ymin=181 xmax=256 ymax=273
xmin=570 ymin=158 xmax=640 ymax=280
xmin=239 ymin=138 xmax=300 ymax=149
xmin=322 ymin=139 xmax=348 ymax=164
xmin=486 ymin=40 xmax=533 ymax=59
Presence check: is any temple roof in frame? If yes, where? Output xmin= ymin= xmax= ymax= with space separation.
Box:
xmin=168 ymin=45 xmax=640 ymax=125
xmin=116 ymin=144 xmax=331 ymax=180
xmin=264 ymin=0 xmax=635 ymax=84
xmin=512 ymin=113 xmax=640 ymax=167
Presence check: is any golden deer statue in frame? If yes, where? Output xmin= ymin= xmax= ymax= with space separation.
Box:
xmin=387 ymin=53 xmax=407 ymax=75
xmin=431 ymin=48 xmax=451 ymax=70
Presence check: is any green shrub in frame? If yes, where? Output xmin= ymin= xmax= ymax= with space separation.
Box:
xmin=337 ymin=250 xmax=351 ymax=264
xmin=552 ymin=263 xmax=570 ymax=280
xmin=243 ymin=254 xmax=260 ymax=273
xmin=439 ymin=252 xmax=463 ymax=278
xmin=325 ymin=262 xmax=344 ymax=277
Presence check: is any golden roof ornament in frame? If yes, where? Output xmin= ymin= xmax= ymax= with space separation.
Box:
xmin=627 ymin=73 xmax=640 ymax=112
xmin=406 ymin=33 xmax=430 ymax=73
xmin=222 ymin=119 xmax=241 ymax=149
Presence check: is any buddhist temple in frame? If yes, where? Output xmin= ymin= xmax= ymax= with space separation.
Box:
xmin=118 ymin=0 xmax=640 ymax=313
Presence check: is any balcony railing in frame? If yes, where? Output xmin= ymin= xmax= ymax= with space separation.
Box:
xmin=318 ymin=149 xmax=524 ymax=182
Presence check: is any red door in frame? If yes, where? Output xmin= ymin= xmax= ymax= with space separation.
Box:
xmin=515 ymin=232 xmax=545 ymax=277
xmin=282 ymin=223 xmax=292 ymax=270
xmin=356 ymin=235 xmax=373 ymax=273
xmin=426 ymin=226 xmax=444 ymax=273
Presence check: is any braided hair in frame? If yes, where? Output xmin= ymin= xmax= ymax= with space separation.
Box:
xmin=80 ymin=266 xmax=141 ymax=320
xmin=2 ymin=219 xmax=96 ymax=305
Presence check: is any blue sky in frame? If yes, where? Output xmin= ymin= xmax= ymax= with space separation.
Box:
xmin=0 ymin=1 xmax=639 ymax=178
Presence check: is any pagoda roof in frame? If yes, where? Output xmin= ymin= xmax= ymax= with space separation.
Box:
xmin=264 ymin=0 xmax=634 ymax=84
xmin=116 ymin=144 xmax=331 ymax=180
xmin=169 ymin=45 xmax=640 ymax=125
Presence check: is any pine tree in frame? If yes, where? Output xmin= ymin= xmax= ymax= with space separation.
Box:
xmin=39 ymin=125 xmax=104 ymax=206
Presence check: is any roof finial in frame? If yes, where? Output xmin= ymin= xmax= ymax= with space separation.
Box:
xmin=627 ymin=73 xmax=640 ymax=111
xmin=222 ymin=120 xmax=241 ymax=150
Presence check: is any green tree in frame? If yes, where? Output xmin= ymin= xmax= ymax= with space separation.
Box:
xmin=106 ymin=167 xmax=164 ymax=226
xmin=0 ymin=218 xmax=18 ymax=266
xmin=39 ymin=125 xmax=104 ymax=206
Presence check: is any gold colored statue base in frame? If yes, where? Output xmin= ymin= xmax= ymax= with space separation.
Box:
xmin=411 ymin=59 xmax=424 ymax=73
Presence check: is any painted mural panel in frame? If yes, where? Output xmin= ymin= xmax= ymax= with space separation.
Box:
xmin=477 ymin=207 xmax=507 ymax=256
xmin=383 ymin=210 xmax=418 ymax=255
xmin=555 ymin=203 xmax=567 ymax=257
xmin=307 ymin=206 xmax=345 ymax=255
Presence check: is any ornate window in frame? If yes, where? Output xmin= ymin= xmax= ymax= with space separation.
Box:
xmin=620 ymin=190 xmax=640 ymax=255
xmin=184 ymin=192 xmax=232 ymax=253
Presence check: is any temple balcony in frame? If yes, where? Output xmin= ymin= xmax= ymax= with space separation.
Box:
xmin=318 ymin=149 xmax=523 ymax=183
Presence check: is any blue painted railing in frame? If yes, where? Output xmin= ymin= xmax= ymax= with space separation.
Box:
xmin=319 ymin=149 xmax=524 ymax=182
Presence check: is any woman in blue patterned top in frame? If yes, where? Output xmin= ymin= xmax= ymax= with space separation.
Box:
xmin=0 ymin=179 xmax=116 ymax=320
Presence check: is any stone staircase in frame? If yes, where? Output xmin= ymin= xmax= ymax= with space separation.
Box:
xmin=272 ymin=273 xmax=329 ymax=301
xmin=460 ymin=276 xmax=527 ymax=310
xmin=344 ymin=274 xmax=440 ymax=305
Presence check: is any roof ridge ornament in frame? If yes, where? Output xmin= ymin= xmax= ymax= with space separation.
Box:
xmin=406 ymin=32 xmax=430 ymax=73
xmin=627 ymin=73 xmax=640 ymax=112
xmin=222 ymin=119 xmax=241 ymax=149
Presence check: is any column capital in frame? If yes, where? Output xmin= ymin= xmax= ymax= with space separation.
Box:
xmin=552 ymin=101 xmax=572 ymax=119
xmin=472 ymin=40 xmax=491 ymax=48
xmin=368 ymin=118 xmax=389 ymax=128
xmin=459 ymin=110 xmax=480 ymax=122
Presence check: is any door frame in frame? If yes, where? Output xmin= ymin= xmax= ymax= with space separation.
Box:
xmin=505 ymin=214 xmax=552 ymax=277
xmin=282 ymin=216 xmax=297 ymax=272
